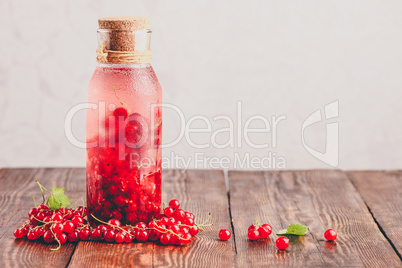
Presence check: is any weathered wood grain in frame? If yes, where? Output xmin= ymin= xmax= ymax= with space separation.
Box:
xmin=0 ymin=168 xmax=86 ymax=268
xmin=228 ymin=170 xmax=402 ymax=267
xmin=152 ymin=169 xmax=235 ymax=268
xmin=347 ymin=170 xmax=402 ymax=259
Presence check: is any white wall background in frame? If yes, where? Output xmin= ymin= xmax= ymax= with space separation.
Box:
xmin=1 ymin=0 xmax=401 ymax=169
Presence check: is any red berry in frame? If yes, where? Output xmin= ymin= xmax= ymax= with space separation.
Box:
xmin=248 ymin=224 xmax=257 ymax=231
xmin=14 ymin=229 xmax=23 ymax=238
xmin=108 ymin=219 xmax=121 ymax=228
xmin=97 ymin=224 xmax=107 ymax=233
xmin=160 ymin=233 xmax=171 ymax=245
xmin=124 ymin=234 xmax=133 ymax=243
xmin=183 ymin=218 xmax=194 ymax=226
xmin=169 ymin=199 xmax=180 ymax=209
xmin=91 ymin=228 xmax=103 ymax=240
xmin=261 ymin=224 xmax=272 ymax=236
xmin=219 ymin=229 xmax=231 ymax=241
xmin=160 ymin=217 xmax=169 ymax=225
xmin=21 ymin=226 xmax=29 ymax=236
xmin=68 ymin=231 xmax=79 ymax=242
xmin=36 ymin=212 xmax=46 ymax=220
xmin=115 ymin=232 xmax=125 ymax=243
xmin=79 ymin=227 xmax=90 ymax=240
xmin=71 ymin=216 xmax=84 ymax=226
xmin=148 ymin=220 xmax=158 ymax=229
xmin=52 ymin=223 xmax=64 ymax=234
xmin=258 ymin=225 xmax=271 ymax=239
xmin=324 ymin=229 xmax=337 ymax=241
xmin=248 ymin=229 xmax=259 ymax=240
xmin=136 ymin=230 xmax=149 ymax=242
xmin=35 ymin=227 xmax=45 ymax=237
xmin=29 ymin=208 xmax=39 ymax=217
xmin=113 ymin=107 xmax=128 ymax=120
xmin=148 ymin=230 xmax=161 ymax=241
xmin=180 ymin=233 xmax=192 ymax=245
xmin=27 ymin=231 xmax=38 ymax=240
xmin=57 ymin=233 xmax=68 ymax=244
xmin=62 ymin=220 xmax=75 ymax=234
xmin=43 ymin=216 xmax=52 ymax=223
xmin=276 ymin=236 xmax=289 ymax=250
xmin=37 ymin=204 xmax=49 ymax=210
xmin=51 ymin=213 xmax=64 ymax=222
xmin=164 ymin=207 xmax=174 ymax=217
xmin=43 ymin=230 xmax=55 ymax=243
xmin=169 ymin=224 xmax=180 ymax=234
xmin=173 ymin=209 xmax=185 ymax=221
xmin=104 ymin=230 xmax=116 ymax=242
xmin=135 ymin=222 xmax=147 ymax=229
xmin=189 ymin=225 xmax=199 ymax=236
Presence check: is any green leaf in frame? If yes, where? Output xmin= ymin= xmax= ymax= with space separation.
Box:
xmin=276 ymin=224 xmax=308 ymax=236
xmin=46 ymin=187 xmax=71 ymax=209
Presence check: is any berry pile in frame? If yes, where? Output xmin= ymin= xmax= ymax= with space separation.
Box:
xmin=14 ymin=181 xmax=210 ymax=250
xmin=247 ymin=220 xmax=272 ymax=241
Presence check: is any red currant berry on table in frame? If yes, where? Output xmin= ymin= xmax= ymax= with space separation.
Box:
xmin=57 ymin=233 xmax=68 ymax=244
xmin=164 ymin=207 xmax=174 ymax=217
xmin=14 ymin=229 xmax=24 ymax=239
xmin=43 ymin=230 xmax=55 ymax=243
xmin=248 ymin=229 xmax=259 ymax=241
xmin=160 ymin=233 xmax=171 ymax=245
xmin=169 ymin=199 xmax=180 ymax=209
xmin=34 ymin=227 xmax=45 ymax=237
xmin=258 ymin=224 xmax=272 ymax=239
xmin=189 ymin=225 xmax=199 ymax=236
xmin=261 ymin=224 xmax=272 ymax=236
xmin=276 ymin=236 xmax=289 ymax=250
xmin=104 ymin=230 xmax=116 ymax=243
xmin=62 ymin=220 xmax=75 ymax=234
xmin=180 ymin=233 xmax=192 ymax=245
xmin=71 ymin=216 xmax=84 ymax=226
xmin=68 ymin=231 xmax=79 ymax=242
xmin=136 ymin=230 xmax=149 ymax=242
xmin=108 ymin=219 xmax=121 ymax=228
xmin=91 ymin=228 xmax=103 ymax=240
xmin=219 ymin=229 xmax=231 ymax=241
xmin=51 ymin=213 xmax=64 ymax=222
xmin=324 ymin=229 xmax=337 ymax=241
xmin=115 ymin=232 xmax=125 ymax=243
xmin=27 ymin=231 xmax=38 ymax=240
xmin=52 ymin=223 xmax=64 ymax=234
xmin=79 ymin=227 xmax=90 ymax=240
xmin=124 ymin=233 xmax=133 ymax=243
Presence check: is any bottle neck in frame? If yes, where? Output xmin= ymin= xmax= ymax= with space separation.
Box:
xmin=96 ymin=29 xmax=152 ymax=64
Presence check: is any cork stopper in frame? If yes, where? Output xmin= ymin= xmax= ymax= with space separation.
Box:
xmin=99 ymin=16 xmax=150 ymax=31
xmin=98 ymin=16 xmax=150 ymax=51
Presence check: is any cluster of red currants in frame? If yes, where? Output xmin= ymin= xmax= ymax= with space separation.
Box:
xmin=13 ymin=204 xmax=88 ymax=248
xmin=14 ymin=199 xmax=206 ymax=249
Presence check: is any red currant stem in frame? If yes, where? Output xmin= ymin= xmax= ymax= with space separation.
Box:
xmin=91 ymin=214 xmax=129 ymax=234
xmin=18 ymin=221 xmax=30 ymax=231
xmin=112 ymin=86 xmax=129 ymax=112
xmin=77 ymin=222 xmax=90 ymax=230
xmin=32 ymin=194 xmax=37 ymax=207
xmin=254 ymin=219 xmax=261 ymax=227
xmin=36 ymin=180 xmax=52 ymax=204
xmin=81 ymin=198 xmax=86 ymax=218
xmin=50 ymin=228 xmax=61 ymax=251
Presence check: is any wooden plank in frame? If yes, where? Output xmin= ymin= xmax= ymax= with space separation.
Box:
xmin=0 ymin=168 xmax=85 ymax=268
xmin=153 ymin=169 xmax=235 ymax=267
xmin=347 ymin=170 xmax=402 ymax=259
xmin=228 ymin=170 xmax=401 ymax=267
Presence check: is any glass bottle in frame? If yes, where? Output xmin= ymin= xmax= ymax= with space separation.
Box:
xmin=86 ymin=17 xmax=162 ymax=225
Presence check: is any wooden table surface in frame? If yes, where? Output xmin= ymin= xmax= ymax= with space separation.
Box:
xmin=0 ymin=168 xmax=401 ymax=268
